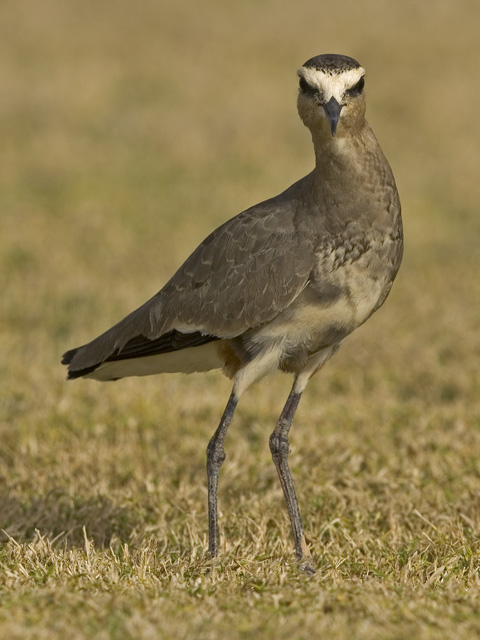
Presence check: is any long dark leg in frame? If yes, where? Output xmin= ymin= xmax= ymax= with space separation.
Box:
xmin=206 ymin=391 xmax=238 ymax=558
xmin=269 ymin=387 xmax=315 ymax=573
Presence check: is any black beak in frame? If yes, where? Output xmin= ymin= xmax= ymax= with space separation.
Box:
xmin=323 ymin=97 xmax=343 ymax=136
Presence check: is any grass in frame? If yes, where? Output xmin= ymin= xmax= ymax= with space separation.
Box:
xmin=1 ymin=0 xmax=480 ymax=638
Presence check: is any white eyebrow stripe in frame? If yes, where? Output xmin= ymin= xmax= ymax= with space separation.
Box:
xmin=298 ymin=67 xmax=365 ymax=102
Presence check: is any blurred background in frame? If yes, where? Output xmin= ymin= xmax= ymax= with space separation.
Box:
xmin=1 ymin=0 xmax=480 ymax=543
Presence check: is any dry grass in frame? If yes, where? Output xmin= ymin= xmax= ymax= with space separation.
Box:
xmin=1 ymin=0 xmax=480 ymax=638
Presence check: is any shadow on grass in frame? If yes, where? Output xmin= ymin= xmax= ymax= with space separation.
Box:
xmin=0 ymin=489 xmax=151 ymax=548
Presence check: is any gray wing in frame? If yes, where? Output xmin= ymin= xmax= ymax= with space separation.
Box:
xmin=64 ymin=195 xmax=315 ymax=374
xmin=157 ymin=200 xmax=313 ymax=335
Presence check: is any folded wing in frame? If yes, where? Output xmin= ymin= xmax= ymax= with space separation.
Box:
xmin=63 ymin=194 xmax=315 ymax=379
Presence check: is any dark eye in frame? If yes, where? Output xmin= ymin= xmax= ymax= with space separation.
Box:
xmin=347 ymin=76 xmax=365 ymax=97
xmin=299 ymin=76 xmax=316 ymax=95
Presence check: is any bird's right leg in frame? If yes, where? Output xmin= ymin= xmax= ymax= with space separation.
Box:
xmin=206 ymin=347 xmax=283 ymax=558
xmin=206 ymin=391 xmax=238 ymax=558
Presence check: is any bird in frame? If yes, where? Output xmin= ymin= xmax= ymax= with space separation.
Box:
xmin=62 ymin=53 xmax=403 ymax=573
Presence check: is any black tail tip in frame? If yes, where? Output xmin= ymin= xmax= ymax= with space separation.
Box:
xmin=61 ymin=347 xmax=78 ymax=366
xmin=62 ymin=347 xmax=101 ymax=379
xmin=62 ymin=346 xmax=92 ymax=379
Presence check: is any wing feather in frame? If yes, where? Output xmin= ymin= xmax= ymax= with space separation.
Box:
xmin=156 ymin=198 xmax=313 ymax=334
xmin=64 ymin=187 xmax=315 ymax=376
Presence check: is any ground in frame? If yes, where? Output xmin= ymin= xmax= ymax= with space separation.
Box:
xmin=1 ymin=1 xmax=480 ymax=638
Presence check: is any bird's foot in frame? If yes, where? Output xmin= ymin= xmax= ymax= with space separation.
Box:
xmin=298 ymin=557 xmax=316 ymax=576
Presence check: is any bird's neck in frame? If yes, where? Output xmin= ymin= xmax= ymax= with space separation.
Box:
xmin=310 ymin=120 xmax=369 ymax=171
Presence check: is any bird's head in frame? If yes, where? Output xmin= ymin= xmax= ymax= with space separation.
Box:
xmin=297 ymin=54 xmax=366 ymax=138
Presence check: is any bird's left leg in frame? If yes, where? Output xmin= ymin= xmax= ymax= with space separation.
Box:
xmin=269 ymin=386 xmax=315 ymax=574
xmin=269 ymin=345 xmax=343 ymax=572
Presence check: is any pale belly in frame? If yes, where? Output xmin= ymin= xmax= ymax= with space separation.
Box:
xmin=245 ymin=249 xmax=392 ymax=368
